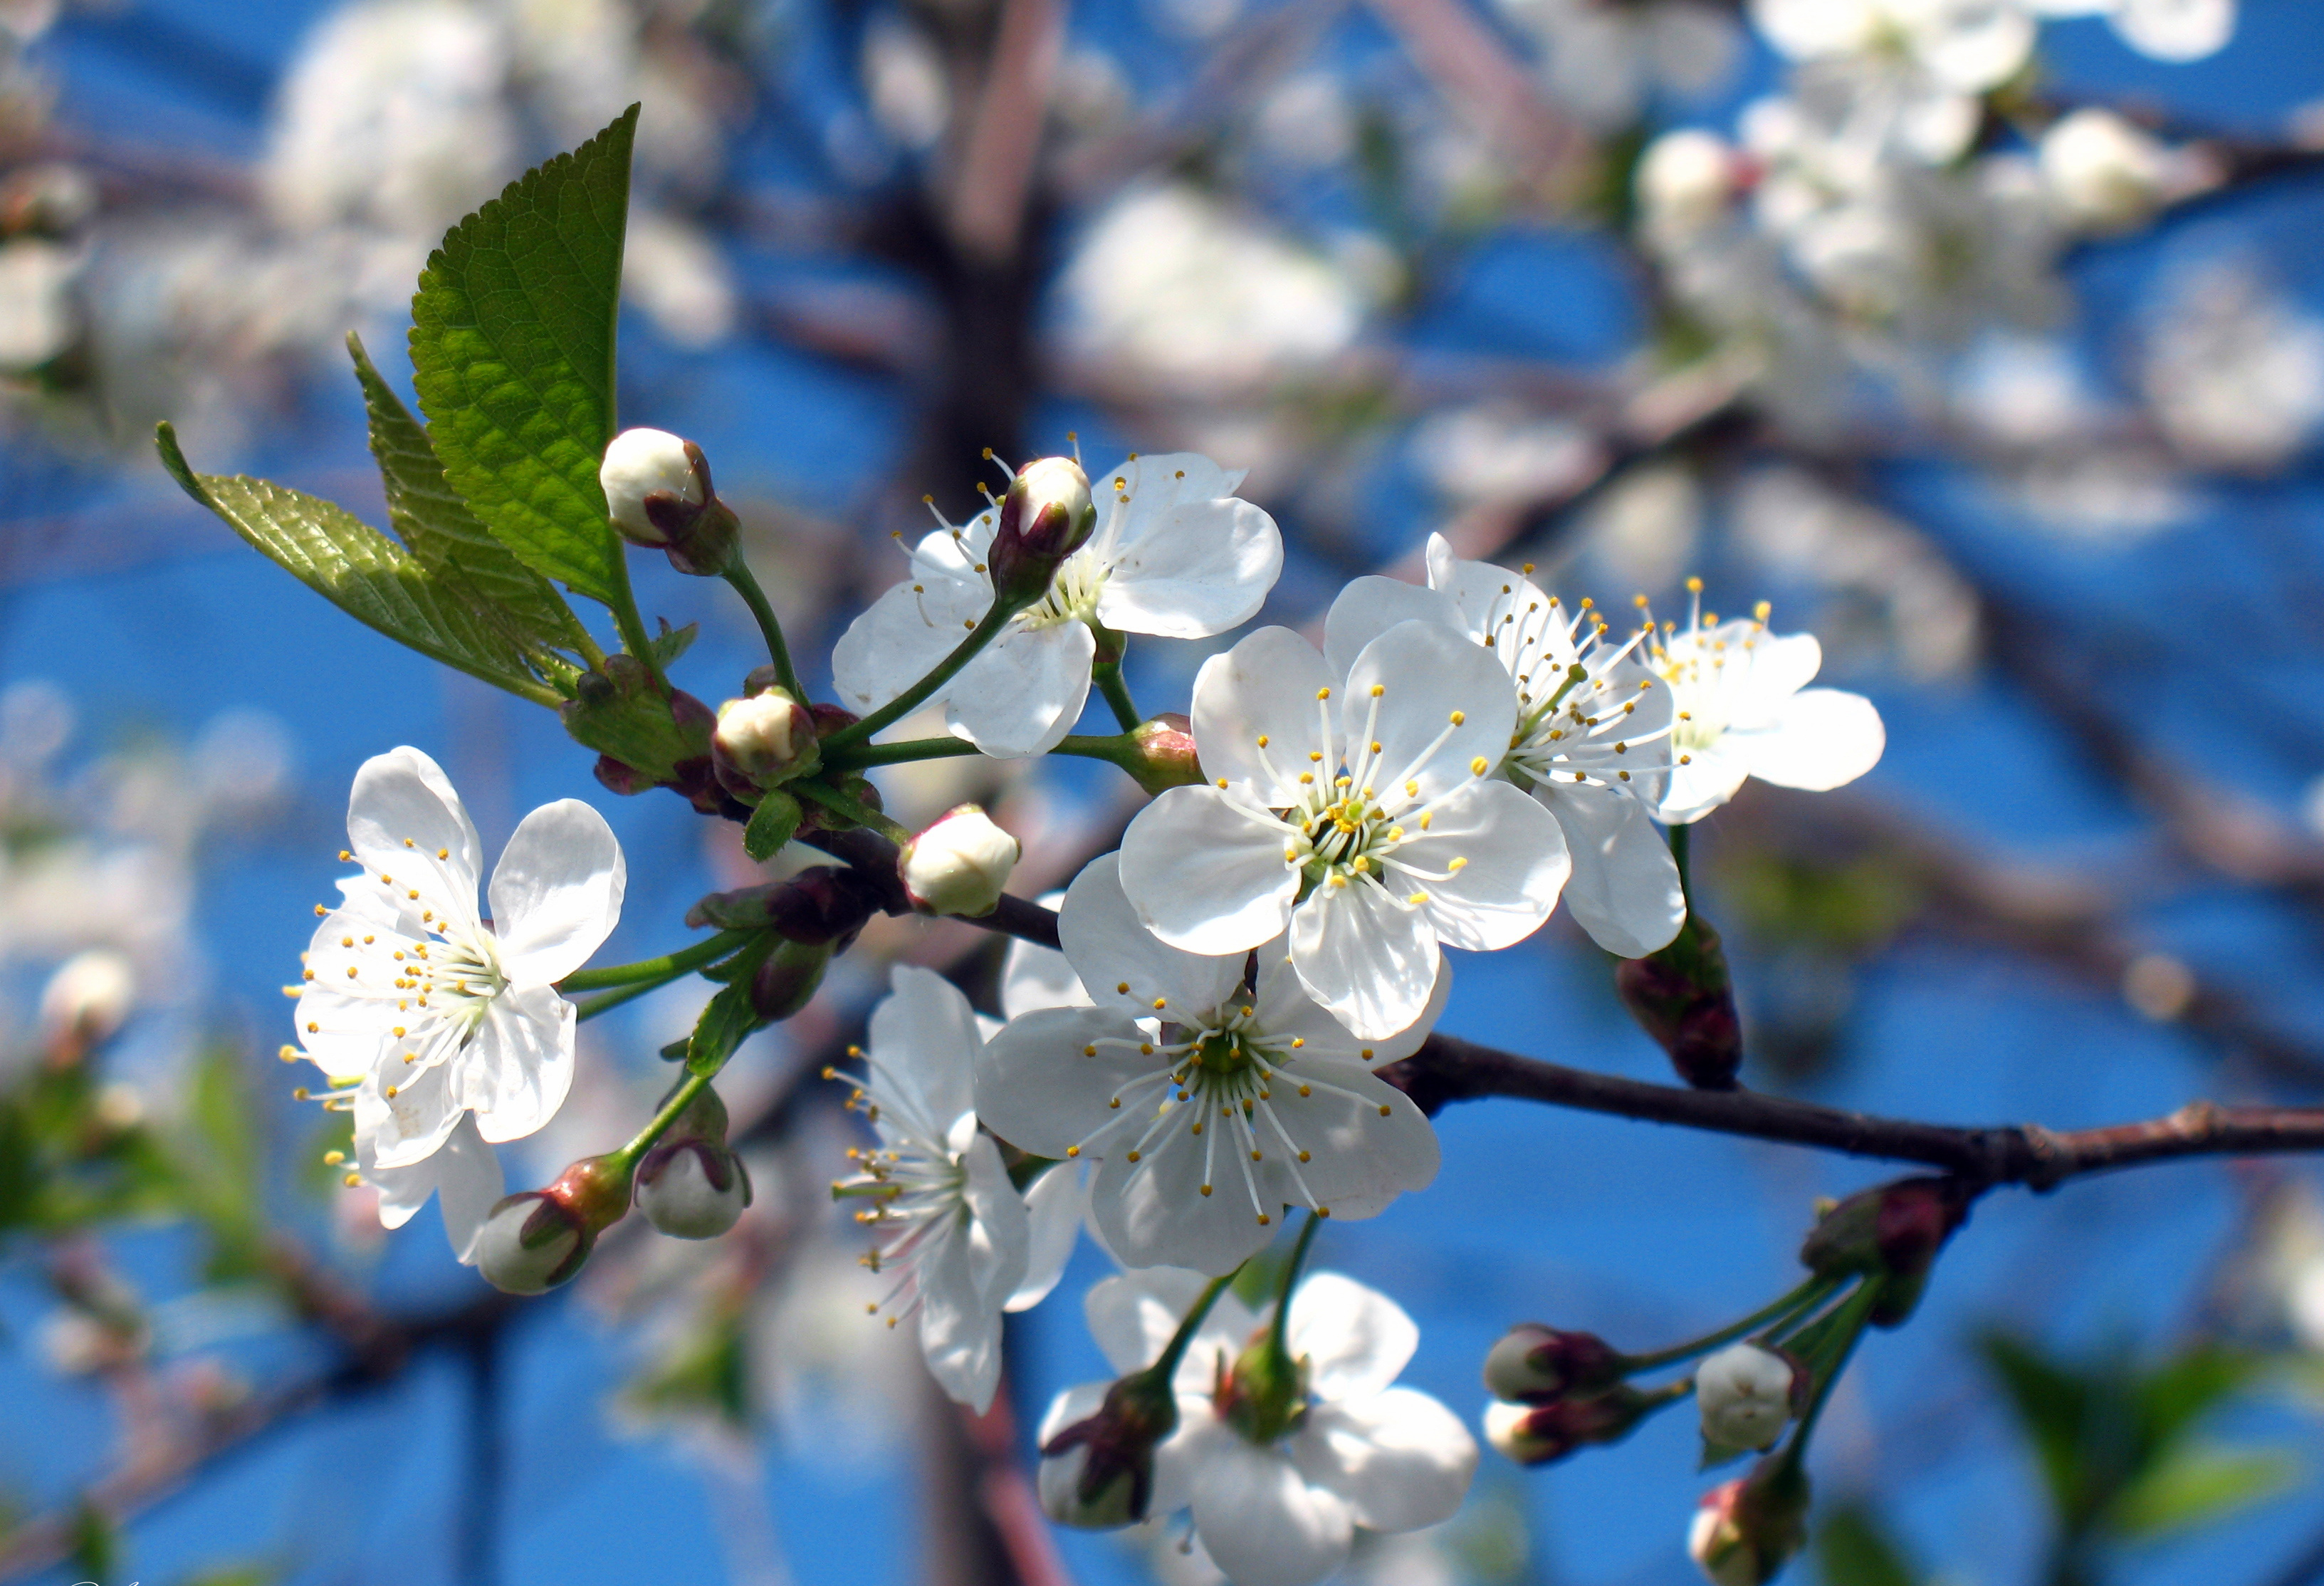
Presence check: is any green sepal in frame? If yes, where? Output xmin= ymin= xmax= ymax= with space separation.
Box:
xmin=743 ymin=789 xmax=802 ymax=862
xmin=687 ymin=941 xmax=778 ymax=1077
xmin=409 ymin=105 xmax=639 ymax=609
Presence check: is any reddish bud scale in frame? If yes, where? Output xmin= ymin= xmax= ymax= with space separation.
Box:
xmin=1040 ymin=1370 xmax=1181 ymax=1525
xmin=1490 ymin=1385 xmax=1655 ymax=1466
xmin=1484 ymin=1323 xmax=1624 ymax=1402
xmin=1615 ymin=910 xmax=1742 ymax=1089
xmin=686 ymin=867 xmax=887 ymax=947
xmin=1799 ymin=1176 xmax=1971 ymax=1325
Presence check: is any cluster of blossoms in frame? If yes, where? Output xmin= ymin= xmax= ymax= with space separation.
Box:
xmin=283 ymin=426 xmax=1886 ymax=1582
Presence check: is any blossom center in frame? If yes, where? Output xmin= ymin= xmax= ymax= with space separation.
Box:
xmin=827 ymin=1051 xmax=973 ymax=1328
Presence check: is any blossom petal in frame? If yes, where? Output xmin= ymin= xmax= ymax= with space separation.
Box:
xmin=367 ymin=1110 xmax=505 ymax=1263
xmin=464 ymin=981 xmax=575 ymax=1143
xmin=1539 ymin=782 xmax=1685 ymax=957
xmin=1188 ymin=626 xmax=1338 ymax=806
xmin=360 ymin=1058 xmax=462 ymax=1169
xmin=830 ymin=573 xmax=986 ymax=719
xmin=1344 ymin=622 xmax=1517 ymax=806
xmin=1062 ymin=852 xmax=1244 ymax=1019
xmin=947 ymin=621 xmax=1096 ymax=758
xmin=1322 ymin=576 xmax=1464 ymax=682
xmin=1739 ymin=686 xmax=1885 ymax=792
xmin=345 ymin=748 xmax=484 ymax=926
xmin=1287 ymin=1387 xmax=1478 ymax=1534
xmin=487 ymin=799 xmax=625 ymax=984
xmin=914 ymin=1210 xmax=1007 ymax=1412
xmin=1423 ymin=536 xmax=1577 ymax=674
xmin=1285 ymin=1272 xmax=1418 ymax=1398
xmin=1287 ymin=876 xmax=1440 ymax=1042
xmin=1257 ymin=1062 xmax=1438 ymax=1223
xmin=2114 ymin=0 xmax=2232 ymax=61
xmin=1091 ymin=1109 xmax=1286 ymax=1276
xmin=1120 ymin=787 xmax=1300 ymax=956
xmin=975 ymin=1006 xmax=1155 ymax=1158
xmin=1000 ymin=896 xmax=1090 ymax=1018
xmin=870 ymin=965 xmax=985 ymax=1138
xmin=1006 ymin=1159 xmax=1086 ymax=1311
xmin=1084 ymin=1266 xmax=1245 ymax=1376
xmin=1097 ymin=496 xmax=1283 ymax=639
xmin=1252 ymin=939 xmax=1447 ymax=1065
xmin=1190 ymin=1439 xmax=1354 ymax=1586
xmin=1395 ymin=779 xmax=1569 ymax=952
xmin=1729 ymin=630 xmax=1822 ymax=728
xmin=960 ymin=1129 xmax=1032 ymax=1312
xmin=1658 ymin=740 xmax=1753 ymax=824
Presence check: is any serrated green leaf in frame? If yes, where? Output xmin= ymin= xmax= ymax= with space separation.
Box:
xmin=743 ymin=790 xmax=801 ymax=862
xmin=2110 ymin=1446 xmax=2299 ymax=1540
xmin=409 ymin=105 xmax=639 ymax=608
xmin=158 ymin=424 xmax=560 ymax=705
xmin=348 ymin=330 xmax=593 ymax=656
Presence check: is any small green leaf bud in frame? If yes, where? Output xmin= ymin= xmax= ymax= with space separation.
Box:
xmin=636 ymin=1139 xmax=753 ymax=1239
xmin=899 ymin=803 xmax=1020 ymax=917
xmin=1482 ymin=1323 xmax=1623 ymax=1402
xmin=988 ymin=456 xmax=1096 ymax=608
xmin=750 ymin=939 xmax=833 ymax=1022
xmin=1799 ymin=1176 xmax=1970 ymax=1326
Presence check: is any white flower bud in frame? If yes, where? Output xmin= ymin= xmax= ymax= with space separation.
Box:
xmin=600 ymin=427 xmax=704 ymax=543
xmin=636 ymin=1141 xmax=752 ymax=1239
xmin=1695 ymin=1342 xmax=1797 ymax=1453
xmin=900 ymin=804 xmax=1021 ymax=918
xmin=1637 ymin=130 xmax=1738 ymax=242
xmin=2040 ymin=109 xmax=2169 ymax=234
xmin=1687 ymin=1486 xmax=1760 ymax=1586
xmin=988 ymin=457 xmax=1097 ymax=605
xmin=472 ymin=1194 xmax=580 ymax=1295
xmin=713 ymin=688 xmax=817 ymax=789
xmin=40 ymin=948 xmax=135 ymax=1049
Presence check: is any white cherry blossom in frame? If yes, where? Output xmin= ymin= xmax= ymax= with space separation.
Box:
xmin=293 ymin=748 xmax=624 ymax=1168
xmin=1118 ymin=620 xmax=1568 ymax=1039
xmin=1324 ymin=536 xmax=1685 ymax=959
xmin=1040 ymin=1267 xmax=1477 ymax=1586
xmin=2029 ymin=0 xmax=2233 ymax=61
xmin=977 ymin=857 xmax=1441 ymax=1275
xmin=1751 ymin=0 xmax=2034 ymax=165
xmin=832 ymin=452 xmax=1282 ymax=758
xmin=1648 ymin=588 xmax=1885 ymax=824
xmin=829 ymin=964 xmax=1078 ymax=1411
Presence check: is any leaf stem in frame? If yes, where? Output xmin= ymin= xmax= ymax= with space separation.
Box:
xmin=822 ymin=599 xmax=1017 ymax=750
xmin=1618 ymin=1273 xmax=1841 ymax=1374
xmin=791 ymin=779 xmax=916 ymax=846
xmin=559 ymin=929 xmax=756 ymax=993
xmin=724 ymin=562 xmax=805 ymax=698
xmin=1094 ymin=659 xmax=1141 ymax=731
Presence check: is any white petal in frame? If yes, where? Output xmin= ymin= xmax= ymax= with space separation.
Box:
xmin=1062 ymin=853 xmax=1245 ymax=1019
xmin=1394 ymin=780 xmax=1569 ymax=953
xmin=1190 ymin=1438 xmax=1354 ymax=1586
xmin=1285 ymin=1272 xmax=1418 ymax=1399
xmin=1738 ymin=687 xmax=1884 ymax=792
xmin=366 ymin=1108 xmax=503 ymax=1261
xmin=1657 ymin=740 xmax=1753 ymax=824
xmin=1343 ymin=622 xmax=1517 ymax=806
xmin=345 ymin=747 xmax=483 ymax=924
xmin=1287 ymin=877 xmax=1440 ymax=1042
xmin=1287 ymin=1388 xmax=1478 ymax=1534
xmin=947 ymin=622 xmax=1096 ymax=758
xmin=2113 ymin=0 xmax=2233 ymax=60
xmin=1000 ymin=894 xmax=1091 ymax=1018
xmin=1256 ymin=1063 xmax=1439 ymax=1224
xmin=1423 ymin=539 xmax=1576 ymax=674
xmin=960 ymin=1129 xmax=1033 ymax=1310
xmin=1090 ymin=1120 xmax=1282 ymax=1277
xmin=1252 ymin=939 xmax=1447 ymax=1065
xmin=1188 ymin=627 xmax=1339 ymax=806
xmin=915 ymin=1211 xmax=1007 ymax=1412
xmin=464 ymin=981 xmax=575 ymax=1142
xmin=1120 ymin=788 xmax=1300 ymax=956
xmin=1539 ymin=783 xmax=1685 ymax=957
xmin=360 ymin=1058 xmax=463 ymax=1169
xmin=975 ymin=1006 xmax=1155 ymax=1158
xmin=487 ymin=799 xmax=625 ymax=984
xmin=1098 ymin=496 xmax=1283 ymax=639
xmin=1084 ymin=1266 xmax=1229 ymax=1375
xmin=1321 ymin=575 xmax=1462 ymax=682
xmin=830 ymin=574 xmax=986 ymax=717
xmin=1730 ymin=630 xmax=1822 ymax=728
xmin=1006 ymin=1159 xmax=1087 ymax=1311
xmin=869 ymin=964 xmax=985 ymax=1137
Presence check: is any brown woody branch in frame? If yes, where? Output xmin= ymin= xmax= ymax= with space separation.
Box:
xmin=1380 ymin=1033 xmax=2324 ymax=1191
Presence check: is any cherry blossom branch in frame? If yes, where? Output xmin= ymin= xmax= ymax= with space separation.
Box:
xmin=1378 ymin=1034 xmax=2324 ymax=1190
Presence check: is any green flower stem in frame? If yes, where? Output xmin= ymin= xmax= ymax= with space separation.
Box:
xmin=570 ymin=626 xmax=611 ymax=675
xmin=1773 ymin=1277 xmax=1884 ymax=1476
xmin=822 ymin=731 xmax=1134 ymax=771
xmin=822 ymin=598 xmax=1019 ymax=751
xmin=1617 ymin=1272 xmax=1841 ymax=1375
xmin=724 ymin=562 xmax=805 ymax=699
xmin=1268 ymin=1210 xmax=1327 ymax=1362
xmin=558 ymin=929 xmax=756 ymax=993
xmin=1153 ymin=1270 xmax=1240 ymax=1382
xmin=604 ymin=554 xmax=672 ymax=695
xmin=791 ymin=778 xmax=916 ymax=846
xmin=1668 ymin=820 xmax=1692 ymax=904
xmin=1094 ymin=660 xmax=1141 ymax=731
xmin=573 ymin=976 xmax=678 ymax=1023
xmin=612 ymin=1069 xmax=712 ymax=1170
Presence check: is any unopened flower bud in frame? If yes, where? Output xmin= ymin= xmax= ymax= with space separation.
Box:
xmin=598 ymin=427 xmax=738 ymax=575
xmin=637 ymin=1139 xmax=753 ymax=1239
xmin=1483 ymin=1385 xmax=1654 ymax=1466
xmin=1038 ymin=1370 xmax=1180 ymax=1528
xmin=750 ymin=938 xmax=834 ymax=1022
xmin=2040 ymin=108 xmax=2170 ymax=234
xmin=687 ymin=867 xmax=888 ymax=947
xmin=1799 ymin=1176 xmax=1970 ymax=1327
xmin=988 ymin=457 xmax=1096 ymax=608
xmin=473 ymin=1153 xmax=635 ymax=1295
xmin=1695 ymin=1343 xmax=1800 ymax=1453
xmin=1118 ymin=714 xmax=1205 ymax=795
xmin=1615 ymin=913 xmax=1742 ymax=1090
xmin=1483 ymin=1324 xmax=1624 ymax=1402
xmin=1638 ymin=129 xmax=1738 ymax=241
xmin=713 ymin=688 xmax=819 ymax=794
xmin=1687 ymin=1461 xmax=1809 ymax=1586
xmin=40 ymin=947 xmax=135 ymax=1056
xmin=900 ymin=804 xmax=1020 ymax=917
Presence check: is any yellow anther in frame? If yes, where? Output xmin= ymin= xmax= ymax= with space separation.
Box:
xmin=1084 ymin=1044 xmax=1098 ymax=1057
xmin=1316 ymin=687 xmax=1331 ymax=700
xmin=1370 ymin=684 xmax=1385 ymax=697
xmin=1450 ymin=710 xmax=1466 ymax=725
xmin=1256 ymin=734 xmax=1270 ymax=747
xmin=1066 ymin=1145 xmax=1081 ymax=1158
xmin=1200 ymin=1183 xmax=1213 ymax=1195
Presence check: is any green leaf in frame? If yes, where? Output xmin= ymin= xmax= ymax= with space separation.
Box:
xmin=2110 ymin=1446 xmax=2299 ymax=1540
xmin=409 ymin=105 xmax=639 ymax=609
xmin=686 ymin=977 xmax=765 ymax=1078
xmin=347 ymin=330 xmax=593 ymax=657
xmin=743 ymin=789 xmax=801 ymax=862
xmin=1814 ymin=1502 xmax=1922 ymax=1586
xmin=157 ymin=424 xmax=559 ymax=705
xmin=1981 ymin=1332 xmax=2093 ymax=1515
xmin=649 ymin=618 xmax=698 ymax=669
